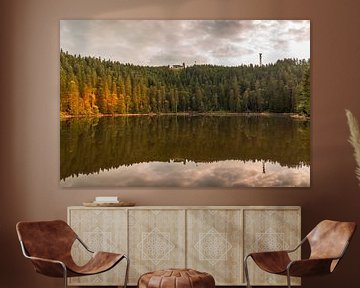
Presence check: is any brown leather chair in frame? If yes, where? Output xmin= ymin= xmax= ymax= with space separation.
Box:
xmin=16 ymin=220 xmax=129 ymax=288
xmin=244 ymin=220 xmax=356 ymax=288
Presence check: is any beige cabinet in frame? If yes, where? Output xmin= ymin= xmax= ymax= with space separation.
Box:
xmin=128 ymin=209 xmax=186 ymax=284
xmin=68 ymin=206 xmax=300 ymax=286
xmin=243 ymin=209 xmax=301 ymax=286
xmin=67 ymin=208 xmax=128 ymax=286
xmin=187 ymin=209 xmax=243 ymax=285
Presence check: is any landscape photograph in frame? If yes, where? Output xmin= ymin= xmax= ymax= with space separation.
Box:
xmin=60 ymin=20 xmax=310 ymax=187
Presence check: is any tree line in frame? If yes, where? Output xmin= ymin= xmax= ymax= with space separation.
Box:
xmin=60 ymin=50 xmax=310 ymax=117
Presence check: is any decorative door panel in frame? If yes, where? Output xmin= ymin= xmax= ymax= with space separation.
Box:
xmin=68 ymin=208 xmax=127 ymax=286
xmin=68 ymin=206 xmax=300 ymax=286
xmin=128 ymin=209 xmax=186 ymax=284
xmin=243 ymin=209 xmax=301 ymax=286
xmin=186 ymin=209 xmax=243 ymax=285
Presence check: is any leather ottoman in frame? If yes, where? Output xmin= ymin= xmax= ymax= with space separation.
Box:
xmin=138 ymin=268 xmax=215 ymax=288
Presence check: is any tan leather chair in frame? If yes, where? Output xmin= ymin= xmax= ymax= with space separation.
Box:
xmin=244 ymin=220 xmax=356 ymax=288
xmin=16 ymin=220 xmax=129 ymax=288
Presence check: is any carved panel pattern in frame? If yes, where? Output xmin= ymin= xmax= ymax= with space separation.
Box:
xmin=68 ymin=206 xmax=300 ymax=286
xmin=194 ymin=227 xmax=232 ymax=265
xmin=138 ymin=227 xmax=175 ymax=264
xmin=128 ymin=209 xmax=186 ymax=284
xmin=187 ymin=209 xmax=242 ymax=285
xmin=244 ymin=209 xmax=301 ymax=286
xmin=68 ymin=209 xmax=127 ymax=286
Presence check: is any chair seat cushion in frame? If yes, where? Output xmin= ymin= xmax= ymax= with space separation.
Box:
xmin=138 ymin=268 xmax=215 ymax=288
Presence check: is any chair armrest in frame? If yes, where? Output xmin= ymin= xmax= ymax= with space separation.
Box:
xmin=245 ymin=237 xmax=306 ymax=259
xmin=26 ymin=255 xmax=65 ymax=265
xmin=19 ymin=240 xmax=67 ymax=277
xmin=287 ymin=258 xmax=336 ymax=277
xmin=25 ymin=255 xmax=67 ymax=278
xmin=76 ymin=236 xmax=94 ymax=253
xmin=285 ymin=237 xmax=307 ymax=253
xmin=247 ymin=250 xmax=290 ymax=258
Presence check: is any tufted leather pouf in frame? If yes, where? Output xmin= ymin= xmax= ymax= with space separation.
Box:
xmin=138 ymin=268 xmax=215 ymax=288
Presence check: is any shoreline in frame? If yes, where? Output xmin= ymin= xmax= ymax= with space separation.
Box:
xmin=60 ymin=111 xmax=310 ymax=120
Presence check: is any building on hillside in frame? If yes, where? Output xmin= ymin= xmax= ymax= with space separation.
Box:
xmin=169 ymin=63 xmax=186 ymax=69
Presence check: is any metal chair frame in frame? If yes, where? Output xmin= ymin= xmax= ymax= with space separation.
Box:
xmin=19 ymin=233 xmax=129 ymax=288
xmin=244 ymin=236 xmax=350 ymax=288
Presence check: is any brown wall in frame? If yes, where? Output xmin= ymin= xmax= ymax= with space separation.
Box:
xmin=1 ymin=0 xmax=360 ymax=287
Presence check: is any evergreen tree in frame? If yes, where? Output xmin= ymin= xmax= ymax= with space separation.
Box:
xmin=60 ymin=51 xmax=310 ymax=116
xmin=296 ymin=65 xmax=310 ymax=116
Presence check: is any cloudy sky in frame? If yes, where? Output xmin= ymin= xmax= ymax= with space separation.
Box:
xmin=60 ymin=20 xmax=310 ymax=66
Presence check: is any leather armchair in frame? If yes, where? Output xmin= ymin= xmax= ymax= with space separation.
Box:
xmin=16 ymin=220 xmax=129 ymax=288
xmin=244 ymin=220 xmax=356 ymax=288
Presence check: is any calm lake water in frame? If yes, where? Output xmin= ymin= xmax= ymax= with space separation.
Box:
xmin=60 ymin=115 xmax=310 ymax=187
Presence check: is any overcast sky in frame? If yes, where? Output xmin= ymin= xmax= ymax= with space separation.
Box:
xmin=60 ymin=20 xmax=310 ymax=66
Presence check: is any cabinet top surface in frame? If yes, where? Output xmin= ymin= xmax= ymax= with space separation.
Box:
xmin=68 ymin=205 xmax=301 ymax=210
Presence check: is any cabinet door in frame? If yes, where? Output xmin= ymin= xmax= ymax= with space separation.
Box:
xmin=187 ymin=209 xmax=243 ymax=285
xmin=68 ymin=208 xmax=127 ymax=286
xmin=243 ymin=209 xmax=301 ymax=286
xmin=128 ymin=209 xmax=186 ymax=284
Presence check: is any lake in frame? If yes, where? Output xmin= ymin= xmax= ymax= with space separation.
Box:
xmin=60 ymin=114 xmax=310 ymax=187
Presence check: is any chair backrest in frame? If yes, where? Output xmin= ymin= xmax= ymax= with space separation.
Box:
xmin=16 ymin=220 xmax=77 ymax=261
xmin=307 ymin=220 xmax=356 ymax=261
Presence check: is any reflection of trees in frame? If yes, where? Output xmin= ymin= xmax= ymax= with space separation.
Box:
xmin=60 ymin=115 xmax=310 ymax=180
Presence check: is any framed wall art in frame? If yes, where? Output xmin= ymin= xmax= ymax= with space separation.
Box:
xmin=60 ymin=20 xmax=310 ymax=187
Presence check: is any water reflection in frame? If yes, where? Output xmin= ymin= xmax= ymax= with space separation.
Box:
xmin=60 ymin=115 xmax=310 ymax=187
xmin=61 ymin=160 xmax=310 ymax=187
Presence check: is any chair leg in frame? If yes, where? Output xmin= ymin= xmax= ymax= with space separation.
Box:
xmin=286 ymin=269 xmax=291 ymax=288
xmin=123 ymin=255 xmax=130 ymax=288
xmin=244 ymin=255 xmax=252 ymax=288
xmin=62 ymin=264 xmax=68 ymax=288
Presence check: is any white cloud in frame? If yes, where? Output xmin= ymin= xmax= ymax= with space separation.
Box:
xmin=60 ymin=20 xmax=310 ymax=66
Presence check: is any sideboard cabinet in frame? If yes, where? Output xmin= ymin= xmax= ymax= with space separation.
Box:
xmin=67 ymin=206 xmax=301 ymax=286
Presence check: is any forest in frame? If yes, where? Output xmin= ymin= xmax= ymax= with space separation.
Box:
xmin=60 ymin=50 xmax=310 ymax=117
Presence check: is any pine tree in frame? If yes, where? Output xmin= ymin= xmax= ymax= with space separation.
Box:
xmin=60 ymin=51 xmax=310 ymax=116
xmin=68 ymin=80 xmax=81 ymax=115
xmin=296 ymin=65 xmax=310 ymax=116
